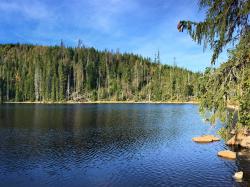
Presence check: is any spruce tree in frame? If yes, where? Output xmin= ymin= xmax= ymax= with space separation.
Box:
xmin=180 ymin=0 xmax=250 ymax=128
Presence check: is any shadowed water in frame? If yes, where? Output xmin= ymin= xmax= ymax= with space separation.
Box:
xmin=0 ymin=104 xmax=249 ymax=187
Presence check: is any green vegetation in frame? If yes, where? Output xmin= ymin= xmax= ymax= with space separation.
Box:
xmin=180 ymin=0 xmax=250 ymax=129
xmin=0 ymin=43 xmax=200 ymax=103
xmin=1 ymin=0 xmax=248 ymax=132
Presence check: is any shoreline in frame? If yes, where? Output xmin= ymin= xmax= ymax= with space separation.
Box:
xmin=2 ymin=101 xmax=239 ymax=109
xmin=3 ymin=100 xmax=199 ymax=105
xmin=2 ymin=101 xmax=239 ymax=111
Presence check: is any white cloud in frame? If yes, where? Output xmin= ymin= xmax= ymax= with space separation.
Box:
xmin=0 ymin=0 xmax=51 ymax=20
xmin=0 ymin=0 xmax=229 ymax=71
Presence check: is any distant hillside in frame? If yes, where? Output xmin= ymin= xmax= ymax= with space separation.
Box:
xmin=0 ymin=43 xmax=200 ymax=102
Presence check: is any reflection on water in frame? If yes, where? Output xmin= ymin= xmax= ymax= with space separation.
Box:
xmin=0 ymin=104 xmax=249 ymax=186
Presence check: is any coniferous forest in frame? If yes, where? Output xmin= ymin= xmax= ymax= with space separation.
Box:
xmin=180 ymin=0 xmax=249 ymax=129
xmin=0 ymin=0 xmax=250 ymax=186
xmin=0 ymin=43 xmax=200 ymax=103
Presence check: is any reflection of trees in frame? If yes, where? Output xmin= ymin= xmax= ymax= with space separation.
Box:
xmin=236 ymin=149 xmax=250 ymax=186
xmin=0 ymin=104 xmax=185 ymax=174
xmin=0 ymin=104 xmax=13 ymax=128
xmin=1 ymin=104 xmax=250 ymax=185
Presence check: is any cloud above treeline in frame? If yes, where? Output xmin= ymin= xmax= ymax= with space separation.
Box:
xmin=0 ymin=0 xmax=228 ymax=71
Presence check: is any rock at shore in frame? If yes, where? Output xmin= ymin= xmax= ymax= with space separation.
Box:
xmin=226 ymin=135 xmax=238 ymax=145
xmin=233 ymin=171 xmax=243 ymax=180
xmin=209 ymin=135 xmax=220 ymax=141
xmin=226 ymin=129 xmax=250 ymax=149
xmin=217 ymin=150 xmax=236 ymax=159
xmin=240 ymin=136 xmax=250 ymax=148
xmin=230 ymin=129 xmax=236 ymax=135
xmin=192 ymin=135 xmax=220 ymax=143
xmin=226 ymin=133 xmax=246 ymax=145
xmin=192 ymin=136 xmax=212 ymax=143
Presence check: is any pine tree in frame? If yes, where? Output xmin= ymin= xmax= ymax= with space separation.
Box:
xmin=0 ymin=43 xmax=200 ymax=103
xmin=180 ymin=0 xmax=250 ymax=128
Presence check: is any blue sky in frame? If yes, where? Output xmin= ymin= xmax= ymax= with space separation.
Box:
xmin=0 ymin=0 xmax=228 ymax=71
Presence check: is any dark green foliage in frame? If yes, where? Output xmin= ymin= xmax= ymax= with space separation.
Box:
xmin=0 ymin=78 xmax=3 ymax=103
xmin=182 ymin=0 xmax=250 ymax=128
xmin=0 ymin=44 xmax=200 ymax=102
xmin=197 ymin=29 xmax=250 ymax=128
xmin=180 ymin=0 xmax=249 ymax=64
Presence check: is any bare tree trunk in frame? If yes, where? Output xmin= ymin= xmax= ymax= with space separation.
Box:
xmin=159 ymin=64 xmax=162 ymax=100
xmin=170 ymin=70 xmax=172 ymax=100
xmin=6 ymin=74 xmax=9 ymax=101
xmin=126 ymin=81 xmax=129 ymax=100
xmin=146 ymin=73 xmax=149 ymax=101
xmin=73 ymin=65 xmax=76 ymax=94
xmin=97 ymin=67 xmax=101 ymax=100
xmin=148 ymin=87 xmax=151 ymax=102
xmin=0 ymin=80 xmax=2 ymax=103
xmin=136 ymin=62 xmax=139 ymax=98
xmin=106 ymin=54 xmax=110 ymax=100
xmin=86 ymin=51 xmax=89 ymax=93
xmin=67 ymin=74 xmax=70 ymax=100
xmin=34 ymin=66 xmax=40 ymax=101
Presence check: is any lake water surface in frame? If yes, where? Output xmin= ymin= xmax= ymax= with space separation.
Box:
xmin=0 ymin=104 xmax=249 ymax=186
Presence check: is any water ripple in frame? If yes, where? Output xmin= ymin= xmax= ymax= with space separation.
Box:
xmin=0 ymin=104 xmax=249 ymax=186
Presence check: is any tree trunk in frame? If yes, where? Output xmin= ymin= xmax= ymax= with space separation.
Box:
xmin=34 ymin=66 xmax=40 ymax=101
xmin=67 ymin=74 xmax=70 ymax=100
xmin=106 ymin=54 xmax=110 ymax=100
xmin=6 ymin=74 xmax=9 ymax=101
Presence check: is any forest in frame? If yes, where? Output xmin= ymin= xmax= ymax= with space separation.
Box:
xmin=180 ymin=0 xmax=249 ymax=129
xmin=0 ymin=43 xmax=200 ymax=102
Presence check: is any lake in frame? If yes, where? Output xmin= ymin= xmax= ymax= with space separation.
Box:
xmin=0 ymin=104 xmax=249 ymax=186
